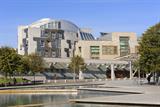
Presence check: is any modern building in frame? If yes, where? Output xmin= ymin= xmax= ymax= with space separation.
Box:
xmin=18 ymin=18 xmax=94 ymax=58
xmin=75 ymin=32 xmax=139 ymax=60
xmin=18 ymin=18 xmax=139 ymax=80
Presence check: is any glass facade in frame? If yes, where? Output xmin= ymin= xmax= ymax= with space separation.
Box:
xmin=90 ymin=46 xmax=100 ymax=59
xmin=40 ymin=40 xmax=44 ymax=47
xmin=102 ymin=46 xmax=117 ymax=55
xmin=119 ymin=37 xmax=130 ymax=56
xmin=35 ymin=29 xmax=64 ymax=58
xmin=40 ymin=21 xmax=61 ymax=29
xmin=80 ymin=32 xmax=95 ymax=40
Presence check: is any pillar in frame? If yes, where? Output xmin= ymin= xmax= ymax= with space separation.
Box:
xmin=79 ymin=70 xmax=83 ymax=80
xmin=129 ymin=61 xmax=132 ymax=79
xmin=111 ymin=64 xmax=115 ymax=80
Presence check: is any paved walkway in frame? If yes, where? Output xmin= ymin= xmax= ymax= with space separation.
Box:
xmin=71 ymin=79 xmax=160 ymax=106
xmin=71 ymin=93 xmax=160 ymax=106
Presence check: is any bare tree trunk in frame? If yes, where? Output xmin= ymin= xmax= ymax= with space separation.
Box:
xmin=5 ymin=72 xmax=8 ymax=79
xmin=34 ymin=72 xmax=35 ymax=85
xmin=153 ymin=72 xmax=156 ymax=83
xmin=155 ymin=72 xmax=159 ymax=85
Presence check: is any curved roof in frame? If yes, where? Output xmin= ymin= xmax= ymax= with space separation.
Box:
xmin=26 ymin=18 xmax=95 ymax=40
xmin=29 ymin=18 xmax=79 ymax=32
xmin=30 ymin=18 xmax=52 ymax=27
xmin=59 ymin=20 xmax=79 ymax=32
xmin=59 ymin=20 xmax=79 ymax=29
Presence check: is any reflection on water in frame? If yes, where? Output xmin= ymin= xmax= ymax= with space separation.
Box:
xmin=31 ymin=85 xmax=100 ymax=90
xmin=0 ymin=94 xmax=76 ymax=107
xmin=0 ymin=92 xmax=145 ymax=107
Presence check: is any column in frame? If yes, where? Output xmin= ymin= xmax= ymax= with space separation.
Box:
xmin=111 ymin=64 xmax=115 ymax=80
xmin=129 ymin=61 xmax=132 ymax=79
xmin=79 ymin=70 xmax=83 ymax=80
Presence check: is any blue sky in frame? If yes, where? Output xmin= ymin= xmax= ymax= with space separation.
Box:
xmin=0 ymin=0 xmax=160 ymax=47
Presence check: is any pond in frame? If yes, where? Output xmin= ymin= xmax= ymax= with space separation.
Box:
xmin=0 ymin=90 xmax=145 ymax=107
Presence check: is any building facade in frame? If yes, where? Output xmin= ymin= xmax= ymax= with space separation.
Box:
xmin=75 ymin=32 xmax=139 ymax=60
xmin=18 ymin=18 xmax=94 ymax=58
xmin=18 ymin=18 xmax=139 ymax=61
xmin=18 ymin=18 xmax=140 ymax=80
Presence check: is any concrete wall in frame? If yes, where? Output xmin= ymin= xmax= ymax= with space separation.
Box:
xmin=75 ymin=32 xmax=138 ymax=60
xmin=111 ymin=32 xmax=138 ymax=55
xmin=18 ymin=19 xmax=81 ymax=58
xmin=28 ymin=27 xmax=41 ymax=54
xmin=18 ymin=26 xmax=27 ymax=55
xmin=75 ymin=40 xmax=120 ymax=60
xmin=61 ymin=31 xmax=78 ymax=58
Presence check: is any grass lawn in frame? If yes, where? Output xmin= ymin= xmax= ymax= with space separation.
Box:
xmin=0 ymin=77 xmax=29 ymax=85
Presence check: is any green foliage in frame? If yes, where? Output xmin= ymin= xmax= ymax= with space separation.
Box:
xmin=139 ymin=23 xmax=160 ymax=73
xmin=28 ymin=53 xmax=45 ymax=73
xmin=133 ymin=60 xmax=140 ymax=71
xmin=20 ymin=56 xmax=30 ymax=74
xmin=15 ymin=78 xmax=29 ymax=83
xmin=0 ymin=46 xmax=23 ymax=78
xmin=0 ymin=46 xmax=45 ymax=79
xmin=69 ymin=55 xmax=85 ymax=73
xmin=0 ymin=78 xmax=11 ymax=84
xmin=0 ymin=77 xmax=29 ymax=84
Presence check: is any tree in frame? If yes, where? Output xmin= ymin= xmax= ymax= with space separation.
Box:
xmin=133 ymin=60 xmax=140 ymax=76
xmin=139 ymin=23 xmax=160 ymax=83
xmin=0 ymin=46 xmax=22 ymax=78
xmin=27 ymin=53 xmax=45 ymax=83
xmin=69 ymin=55 xmax=85 ymax=80
xmin=18 ymin=55 xmax=30 ymax=75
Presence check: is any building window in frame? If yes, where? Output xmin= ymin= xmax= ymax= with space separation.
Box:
xmin=20 ymin=44 xmax=23 ymax=50
xmin=86 ymin=33 xmax=90 ymax=40
xmin=24 ymin=29 xmax=28 ymax=38
xmin=58 ymin=22 xmax=61 ymax=29
xmin=90 ymin=46 xmax=100 ymax=59
xmin=83 ymin=33 xmax=87 ymax=40
xmin=76 ymin=33 xmax=78 ymax=38
xmin=120 ymin=37 xmax=130 ymax=56
xmin=48 ymin=23 xmax=52 ymax=29
xmin=40 ymin=40 xmax=44 ymax=47
xmin=90 ymin=34 xmax=94 ymax=40
xmin=67 ymin=40 xmax=71 ymax=49
xmin=44 ymin=24 xmax=47 ymax=29
xmin=102 ymin=46 xmax=117 ymax=55
xmin=80 ymin=32 xmax=84 ymax=40
xmin=51 ymin=22 xmax=55 ymax=28
xmin=52 ymin=51 xmax=56 ymax=57
xmin=79 ymin=47 xmax=81 ymax=53
xmin=90 ymin=46 xmax=100 ymax=55
xmin=40 ymin=25 xmax=43 ymax=29
xmin=88 ymin=34 xmax=92 ymax=40
xmin=62 ymin=34 xmax=64 ymax=39
xmin=64 ymin=48 xmax=70 ymax=57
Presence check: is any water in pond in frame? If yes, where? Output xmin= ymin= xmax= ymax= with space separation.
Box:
xmin=0 ymin=90 xmax=145 ymax=107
